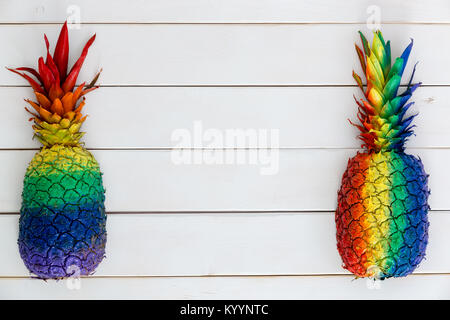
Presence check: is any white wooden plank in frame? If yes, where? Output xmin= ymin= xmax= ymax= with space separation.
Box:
xmin=0 ymin=212 xmax=448 ymax=277
xmin=1 ymin=24 xmax=450 ymax=85
xmin=2 ymin=274 xmax=450 ymax=299
xmin=1 ymin=0 xmax=449 ymax=23
xmin=1 ymin=86 xmax=447 ymax=149
xmin=0 ymin=148 xmax=447 ymax=212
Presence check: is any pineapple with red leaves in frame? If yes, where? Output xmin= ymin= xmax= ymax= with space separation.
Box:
xmin=8 ymin=22 xmax=106 ymax=279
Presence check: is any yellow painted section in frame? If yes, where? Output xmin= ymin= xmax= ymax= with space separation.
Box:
xmin=360 ymin=152 xmax=392 ymax=277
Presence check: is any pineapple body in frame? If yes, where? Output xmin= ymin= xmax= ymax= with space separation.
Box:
xmin=19 ymin=145 xmax=106 ymax=279
xmin=336 ymin=151 xmax=429 ymax=279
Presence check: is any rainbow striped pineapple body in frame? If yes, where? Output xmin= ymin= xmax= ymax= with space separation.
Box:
xmin=337 ymin=151 xmax=429 ymax=278
xmin=336 ymin=31 xmax=430 ymax=279
xmin=9 ymin=22 xmax=106 ymax=279
xmin=19 ymin=146 xmax=106 ymax=278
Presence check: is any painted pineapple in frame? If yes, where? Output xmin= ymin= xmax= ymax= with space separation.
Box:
xmin=8 ymin=22 xmax=106 ymax=279
xmin=336 ymin=31 xmax=430 ymax=279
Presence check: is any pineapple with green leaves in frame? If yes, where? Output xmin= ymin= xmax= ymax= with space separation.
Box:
xmin=336 ymin=31 xmax=429 ymax=279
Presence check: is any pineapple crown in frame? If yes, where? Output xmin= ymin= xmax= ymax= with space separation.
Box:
xmin=7 ymin=22 xmax=100 ymax=147
xmin=351 ymin=31 xmax=420 ymax=152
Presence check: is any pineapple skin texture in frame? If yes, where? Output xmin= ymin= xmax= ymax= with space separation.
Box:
xmin=336 ymin=151 xmax=429 ymax=279
xmin=18 ymin=145 xmax=106 ymax=279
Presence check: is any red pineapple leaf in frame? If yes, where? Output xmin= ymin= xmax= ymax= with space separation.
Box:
xmin=15 ymin=67 xmax=43 ymax=84
xmin=348 ymin=119 xmax=365 ymax=133
xmin=357 ymin=109 xmax=367 ymax=121
xmin=353 ymin=95 xmax=364 ymax=108
xmin=356 ymin=110 xmax=367 ymax=125
xmin=62 ymin=34 xmax=96 ymax=93
xmin=44 ymin=34 xmax=60 ymax=83
xmin=359 ymin=136 xmax=375 ymax=150
xmin=360 ymin=133 xmax=376 ymax=149
xmin=53 ymin=21 xmax=69 ymax=81
xmin=38 ymin=57 xmax=55 ymax=92
xmin=6 ymin=67 xmax=44 ymax=93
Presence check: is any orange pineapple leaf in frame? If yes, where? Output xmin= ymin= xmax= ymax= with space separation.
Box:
xmin=74 ymin=112 xmax=83 ymax=122
xmin=34 ymin=92 xmax=51 ymax=109
xmin=49 ymin=83 xmax=64 ymax=102
xmin=38 ymin=106 xmax=53 ymax=122
xmin=72 ymin=82 xmax=85 ymax=104
xmin=362 ymin=101 xmax=376 ymax=116
xmin=50 ymin=98 xmax=64 ymax=115
xmin=24 ymin=107 xmax=39 ymax=118
xmin=61 ymin=92 xmax=74 ymax=113
xmin=74 ymin=100 xmax=85 ymax=114
xmin=24 ymin=99 xmax=40 ymax=113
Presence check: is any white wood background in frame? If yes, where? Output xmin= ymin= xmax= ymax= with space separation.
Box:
xmin=1 ymin=0 xmax=450 ymax=299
